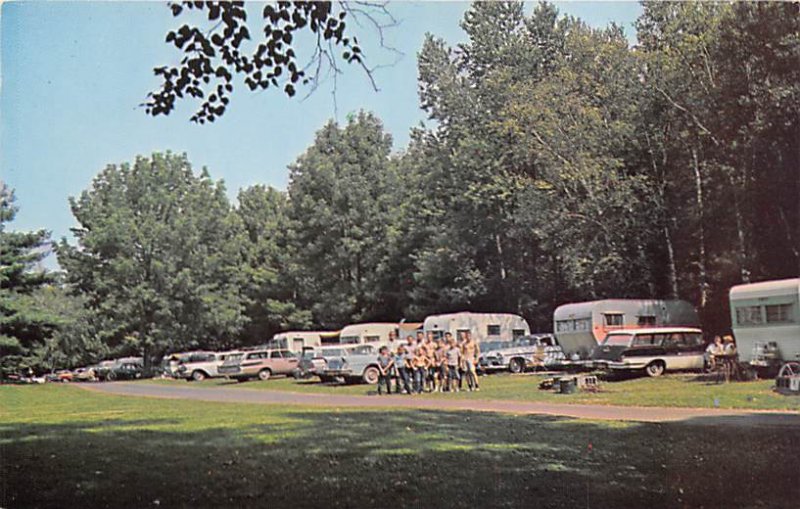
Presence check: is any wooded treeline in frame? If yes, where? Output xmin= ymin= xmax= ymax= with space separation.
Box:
xmin=2 ymin=2 xmax=798 ymax=372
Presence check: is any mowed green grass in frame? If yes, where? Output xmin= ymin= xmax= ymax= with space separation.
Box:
xmin=3 ymin=385 xmax=799 ymax=508
xmin=147 ymin=372 xmax=800 ymax=411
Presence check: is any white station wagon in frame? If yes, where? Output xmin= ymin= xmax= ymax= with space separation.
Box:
xmin=590 ymin=327 xmax=706 ymax=377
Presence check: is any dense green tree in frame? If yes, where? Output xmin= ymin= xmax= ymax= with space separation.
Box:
xmin=0 ymin=184 xmax=58 ymax=375
xmin=636 ymin=1 xmax=800 ymax=331
xmin=57 ymin=153 xmax=248 ymax=367
xmin=236 ymin=184 xmax=311 ymax=343
xmin=30 ymin=284 xmax=107 ymax=372
xmin=286 ymin=111 xmax=400 ymax=327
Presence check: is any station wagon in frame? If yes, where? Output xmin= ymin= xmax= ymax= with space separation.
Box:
xmin=590 ymin=327 xmax=705 ymax=377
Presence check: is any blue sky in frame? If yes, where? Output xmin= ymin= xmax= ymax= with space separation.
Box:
xmin=1 ymin=1 xmax=642 ymax=267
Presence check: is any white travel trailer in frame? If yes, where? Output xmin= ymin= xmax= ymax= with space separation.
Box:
xmin=553 ymin=299 xmax=700 ymax=358
xmin=422 ymin=312 xmax=530 ymax=343
xmin=269 ymin=331 xmax=325 ymax=352
xmin=730 ymin=278 xmax=800 ymax=366
xmin=338 ymin=323 xmax=398 ymax=345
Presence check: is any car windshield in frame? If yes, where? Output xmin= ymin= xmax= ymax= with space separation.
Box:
xmin=603 ymin=334 xmax=633 ymax=346
xmin=482 ymin=341 xmax=510 ymax=352
xmin=226 ymin=353 xmax=244 ymax=362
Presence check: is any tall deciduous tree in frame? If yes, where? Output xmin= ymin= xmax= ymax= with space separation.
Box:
xmin=57 ymin=153 xmax=248 ymax=367
xmin=237 ymin=184 xmax=311 ymax=343
xmin=287 ymin=111 xmax=399 ymax=326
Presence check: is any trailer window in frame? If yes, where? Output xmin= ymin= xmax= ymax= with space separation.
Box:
xmin=766 ymin=304 xmax=794 ymax=324
xmin=604 ymin=313 xmax=624 ymax=327
xmin=340 ymin=336 xmax=360 ymax=344
xmin=556 ymin=318 xmax=590 ymax=332
xmin=736 ymin=306 xmax=763 ymax=326
xmin=637 ymin=315 xmax=656 ymax=326
xmin=364 ymin=335 xmax=380 ymax=343
xmin=512 ymin=329 xmax=526 ymax=338
xmin=487 ymin=325 xmax=501 ymax=336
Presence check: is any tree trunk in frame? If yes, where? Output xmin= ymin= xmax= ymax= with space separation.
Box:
xmin=495 ymin=233 xmax=507 ymax=281
xmin=730 ymin=174 xmax=751 ymax=283
xmin=691 ymin=148 xmax=709 ymax=309
xmin=663 ymin=220 xmax=679 ymax=299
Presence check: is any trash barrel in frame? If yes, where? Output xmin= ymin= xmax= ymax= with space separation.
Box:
xmin=559 ymin=378 xmax=576 ymax=394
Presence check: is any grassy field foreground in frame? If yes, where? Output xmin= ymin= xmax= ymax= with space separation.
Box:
xmin=147 ymin=372 xmax=800 ymax=411
xmin=2 ymin=384 xmax=800 ymax=508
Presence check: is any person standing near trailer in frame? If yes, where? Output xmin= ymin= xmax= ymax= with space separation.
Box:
xmin=395 ymin=345 xmax=412 ymax=394
xmin=445 ymin=337 xmax=462 ymax=392
xmin=462 ymin=332 xmax=481 ymax=391
xmin=376 ymin=346 xmax=394 ymax=395
xmin=387 ymin=330 xmax=400 ymax=354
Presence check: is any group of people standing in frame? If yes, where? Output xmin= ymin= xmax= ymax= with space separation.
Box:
xmin=375 ymin=330 xmax=481 ymax=395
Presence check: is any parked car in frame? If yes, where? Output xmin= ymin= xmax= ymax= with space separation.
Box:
xmin=217 ymin=349 xmax=298 ymax=382
xmin=479 ymin=334 xmax=566 ymax=373
xmin=320 ymin=344 xmax=381 ymax=384
xmin=106 ymin=362 xmax=144 ymax=381
xmin=589 ymin=327 xmax=705 ymax=377
xmin=55 ymin=369 xmax=74 ymax=382
xmin=72 ymin=367 xmax=98 ymax=382
xmin=175 ymin=351 xmax=236 ymax=381
xmin=90 ymin=360 xmax=116 ymax=381
xmin=294 ymin=344 xmax=364 ymax=379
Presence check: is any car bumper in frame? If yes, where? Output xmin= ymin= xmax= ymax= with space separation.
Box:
xmin=321 ymin=369 xmax=353 ymax=377
xmin=591 ymin=360 xmax=646 ymax=370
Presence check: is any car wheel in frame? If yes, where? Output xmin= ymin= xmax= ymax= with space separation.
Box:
xmin=257 ymin=369 xmax=272 ymax=381
xmin=645 ymin=361 xmax=666 ymax=377
xmin=191 ymin=370 xmax=206 ymax=382
xmin=509 ymin=358 xmax=525 ymax=374
xmin=107 ymin=372 xmax=117 ymax=382
xmin=362 ymin=366 xmax=380 ymax=385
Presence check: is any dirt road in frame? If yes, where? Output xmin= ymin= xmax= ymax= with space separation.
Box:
xmin=79 ymin=381 xmax=800 ymax=426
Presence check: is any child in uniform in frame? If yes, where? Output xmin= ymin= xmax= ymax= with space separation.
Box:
xmin=377 ymin=345 xmax=394 ymax=395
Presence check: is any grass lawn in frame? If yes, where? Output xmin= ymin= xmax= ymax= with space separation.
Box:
xmin=146 ymin=372 xmax=800 ymax=411
xmin=2 ymin=384 xmax=799 ymax=508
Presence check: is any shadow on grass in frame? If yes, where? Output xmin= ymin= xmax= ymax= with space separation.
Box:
xmin=2 ymin=409 xmax=800 ymax=509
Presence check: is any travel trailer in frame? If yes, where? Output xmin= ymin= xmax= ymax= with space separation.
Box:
xmin=269 ymin=331 xmax=325 ymax=352
xmin=730 ymin=278 xmax=800 ymax=368
xmin=422 ymin=312 xmax=530 ymax=343
xmin=338 ymin=323 xmax=398 ymax=345
xmin=553 ymin=299 xmax=700 ymax=358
